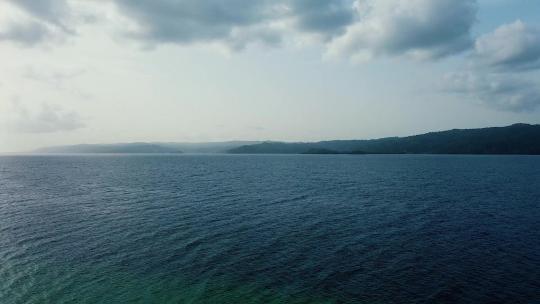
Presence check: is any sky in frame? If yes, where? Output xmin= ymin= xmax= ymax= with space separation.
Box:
xmin=0 ymin=0 xmax=540 ymax=152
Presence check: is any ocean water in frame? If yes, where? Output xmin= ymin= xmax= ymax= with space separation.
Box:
xmin=0 ymin=154 xmax=539 ymax=304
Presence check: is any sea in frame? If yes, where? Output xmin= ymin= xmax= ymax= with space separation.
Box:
xmin=0 ymin=154 xmax=539 ymax=303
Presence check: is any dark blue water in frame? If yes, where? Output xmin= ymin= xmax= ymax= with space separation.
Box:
xmin=1 ymin=154 xmax=539 ymax=303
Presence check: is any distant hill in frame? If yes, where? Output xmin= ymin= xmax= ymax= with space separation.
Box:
xmin=156 ymin=141 xmax=261 ymax=153
xmin=35 ymin=143 xmax=183 ymax=154
xmin=33 ymin=141 xmax=261 ymax=154
xmin=228 ymin=124 xmax=540 ymax=155
xmin=33 ymin=125 xmax=540 ymax=155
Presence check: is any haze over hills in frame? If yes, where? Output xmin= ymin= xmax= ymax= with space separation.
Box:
xmin=228 ymin=124 xmax=540 ymax=155
xmin=158 ymin=141 xmax=262 ymax=153
xmin=34 ymin=143 xmax=184 ymax=154
xmin=32 ymin=124 xmax=540 ymax=155
xmin=33 ymin=141 xmax=261 ymax=154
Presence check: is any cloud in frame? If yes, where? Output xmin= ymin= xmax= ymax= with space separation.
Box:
xmin=23 ymin=66 xmax=86 ymax=86
xmin=447 ymin=20 xmax=540 ymax=111
xmin=111 ymin=0 xmax=357 ymax=49
xmin=21 ymin=66 xmax=91 ymax=99
xmin=1 ymin=1 xmax=355 ymax=49
xmin=0 ymin=0 xmax=98 ymax=47
xmin=0 ymin=0 xmax=72 ymax=47
xmin=8 ymin=102 xmax=85 ymax=133
xmin=444 ymin=72 xmax=540 ymax=112
xmin=6 ymin=0 xmax=72 ymax=32
xmin=112 ymin=0 xmax=477 ymax=57
xmin=0 ymin=0 xmax=481 ymax=58
xmin=475 ymin=20 xmax=540 ymax=71
xmin=225 ymin=26 xmax=283 ymax=51
xmin=113 ymin=0 xmax=280 ymax=47
xmin=289 ymin=0 xmax=355 ymax=38
xmin=328 ymin=0 xmax=477 ymax=61
xmin=0 ymin=21 xmax=51 ymax=46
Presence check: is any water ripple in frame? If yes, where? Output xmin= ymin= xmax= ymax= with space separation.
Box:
xmin=1 ymin=154 xmax=539 ymax=303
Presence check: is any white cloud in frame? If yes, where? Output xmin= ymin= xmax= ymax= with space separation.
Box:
xmin=475 ymin=20 xmax=540 ymax=71
xmin=328 ymin=0 xmax=477 ymax=61
xmin=23 ymin=66 xmax=86 ymax=87
xmin=7 ymin=102 xmax=85 ymax=133
xmin=6 ymin=0 xmax=72 ymax=32
xmin=444 ymin=72 xmax=540 ymax=112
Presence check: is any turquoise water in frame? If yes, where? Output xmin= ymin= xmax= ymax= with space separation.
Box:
xmin=1 ymin=154 xmax=539 ymax=303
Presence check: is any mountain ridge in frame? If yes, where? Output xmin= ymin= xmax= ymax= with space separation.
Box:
xmin=31 ymin=124 xmax=540 ymax=155
xmin=228 ymin=123 xmax=540 ymax=155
